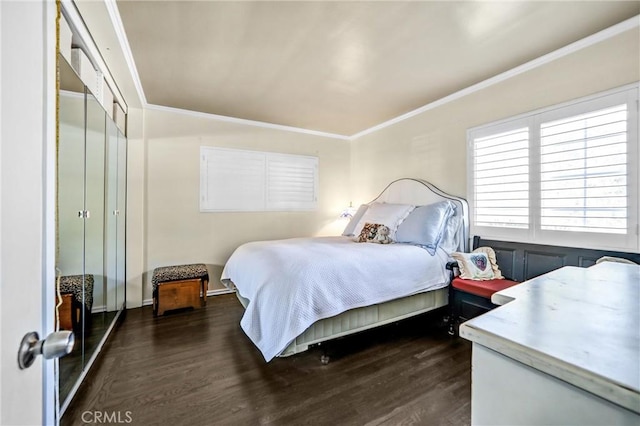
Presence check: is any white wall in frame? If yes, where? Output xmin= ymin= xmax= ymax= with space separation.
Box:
xmin=350 ymin=28 xmax=640 ymax=204
xmin=126 ymin=106 xmax=145 ymax=308
xmin=139 ymin=108 xmax=350 ymax=301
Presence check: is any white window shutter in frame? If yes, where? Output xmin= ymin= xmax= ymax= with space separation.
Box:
xmin=471 ymin=124 xmax=530 ymax=230
xmin=200 ymin=147 xmax=318 ymax=212
xmin=539 ymin=104 xmax=628 ymax=234
xmin=266 ymin=154 xmax=318 ymax=211
xmin=200 ymin=147 xmax=266 ymax=211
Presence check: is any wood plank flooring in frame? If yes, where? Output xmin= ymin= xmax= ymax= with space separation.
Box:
xmin=62 ymin=294 xmax=471 ymax=426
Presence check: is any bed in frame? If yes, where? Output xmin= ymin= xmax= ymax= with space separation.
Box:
xmin=221 ymin=178 xmax=469 ymax=362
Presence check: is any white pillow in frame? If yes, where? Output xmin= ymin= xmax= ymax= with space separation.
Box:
xmin=352 ymin=202 xmax=415 ymax=241
xmin=342 ymin=204 xmax=369 ymax=236
xmin=438 ymin=212 xmax=461 ymax=253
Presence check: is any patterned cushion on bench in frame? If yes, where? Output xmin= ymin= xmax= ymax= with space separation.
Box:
xmin=152 ymin=263 xmax=209 ymax=292
xmin=59 ymin=274 xmax=94 ymax=311
xmin=452 ymin=277 xmax=519 ymax=299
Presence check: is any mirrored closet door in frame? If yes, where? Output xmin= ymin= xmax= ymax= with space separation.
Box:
xmin=57 ymin=53 xmax=127 ymax=411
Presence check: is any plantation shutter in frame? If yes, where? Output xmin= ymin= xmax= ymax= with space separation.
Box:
xmin=266 ymin=154 xmax=318 ymax=210
xmin=200 ymin=148 xmax=265 ymax=211
xmin=539 ymin=104 xmax=628 ymax=234
xmin=472 ymin=126 xmax=530 ymax=229
xmin=200 ymin=147 xmax=318 ymax=212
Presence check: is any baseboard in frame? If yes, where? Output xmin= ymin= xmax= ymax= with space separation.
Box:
xmin=207 ymin=288 xmax=235 ymax=296
xmin=91 ymin=305 xmax=106 ymax=314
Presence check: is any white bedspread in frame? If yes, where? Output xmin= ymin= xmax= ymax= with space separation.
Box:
xmin=221 ymin=236 xmax=450 ymax=361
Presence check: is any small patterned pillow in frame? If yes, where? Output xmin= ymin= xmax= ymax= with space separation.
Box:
xmin=355 ymin=223 xmax=382 ymax=243
xmin=451 ymin=247 xmax=504 ymax=280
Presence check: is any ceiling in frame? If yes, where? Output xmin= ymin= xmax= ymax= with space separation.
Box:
xmin=114 ymin=1 xmax=639 ymax=137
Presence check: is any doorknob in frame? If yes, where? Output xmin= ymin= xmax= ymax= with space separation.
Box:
xmin=17 ymin=331 xmax=75 ymax=369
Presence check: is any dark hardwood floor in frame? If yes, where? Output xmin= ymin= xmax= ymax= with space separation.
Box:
xmin=62 ymin=294 xmax=471 ymax=426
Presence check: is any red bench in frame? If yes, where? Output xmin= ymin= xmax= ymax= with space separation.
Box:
xmin=451 ymin=277 xmax=519 ymax=299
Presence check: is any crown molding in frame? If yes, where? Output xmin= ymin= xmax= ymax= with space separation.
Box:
xmin=145 ymin=103 xmax=351 ymax=140
xmin=104 ymin=0 xmax=147 ymax=107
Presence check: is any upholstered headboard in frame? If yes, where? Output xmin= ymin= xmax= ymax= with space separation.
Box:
xmin=369 ymin=178 xmax=469 ymax=252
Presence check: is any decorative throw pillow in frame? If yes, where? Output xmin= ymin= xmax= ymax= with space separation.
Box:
xmin=472 ymin=247 xmax=504 ymax=279
xmin=356 ymin=223 xmax=382 ymax=243
xmin=451 ymin=247 xmax=504 ymax=280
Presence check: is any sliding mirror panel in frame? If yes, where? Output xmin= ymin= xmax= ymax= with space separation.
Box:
xmin=106 ymin=119 xmax=119 ymax=313
xmin=58 ymin=57 xmax=86 ymax=403
xmin=57 ymin=52 xmax=127 ymax=415
xmin=116 ymin=129 xmax=127 ymax=310
xmin=105 ymin=119 xmax=127 ymax=313
xmin=83 ymin=90 xmax=107 ymax=361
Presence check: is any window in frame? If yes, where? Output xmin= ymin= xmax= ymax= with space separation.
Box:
xmin=468 ymin=85 xmax=639 ymax=251
xmin=200 ymin=147 xmax=318 ymax=212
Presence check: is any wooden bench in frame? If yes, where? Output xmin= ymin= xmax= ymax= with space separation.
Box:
xmin=152 ymin=264 xmax=209 ymax=316
xmin=448 ymin=236 xmax=640 ymax=335
xmin=58 ymin=274 xmax=94 ymax=333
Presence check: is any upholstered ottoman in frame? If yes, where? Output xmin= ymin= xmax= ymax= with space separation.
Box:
xmin=59 ymin=274 xmax=94 ymax=332
xmin=152 ymin=264 xmax=209 ymax=316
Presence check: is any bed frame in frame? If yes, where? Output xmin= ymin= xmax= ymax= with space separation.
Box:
xmin=234 ymin=178 xmax=469 ymax=360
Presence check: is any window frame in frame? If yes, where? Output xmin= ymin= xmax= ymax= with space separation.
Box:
xmin=467 ymin=83 xmax=639 ymax=252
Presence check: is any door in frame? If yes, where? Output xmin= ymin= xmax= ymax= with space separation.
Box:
xmin=0 ymin=2 xmax=57 ymax=425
